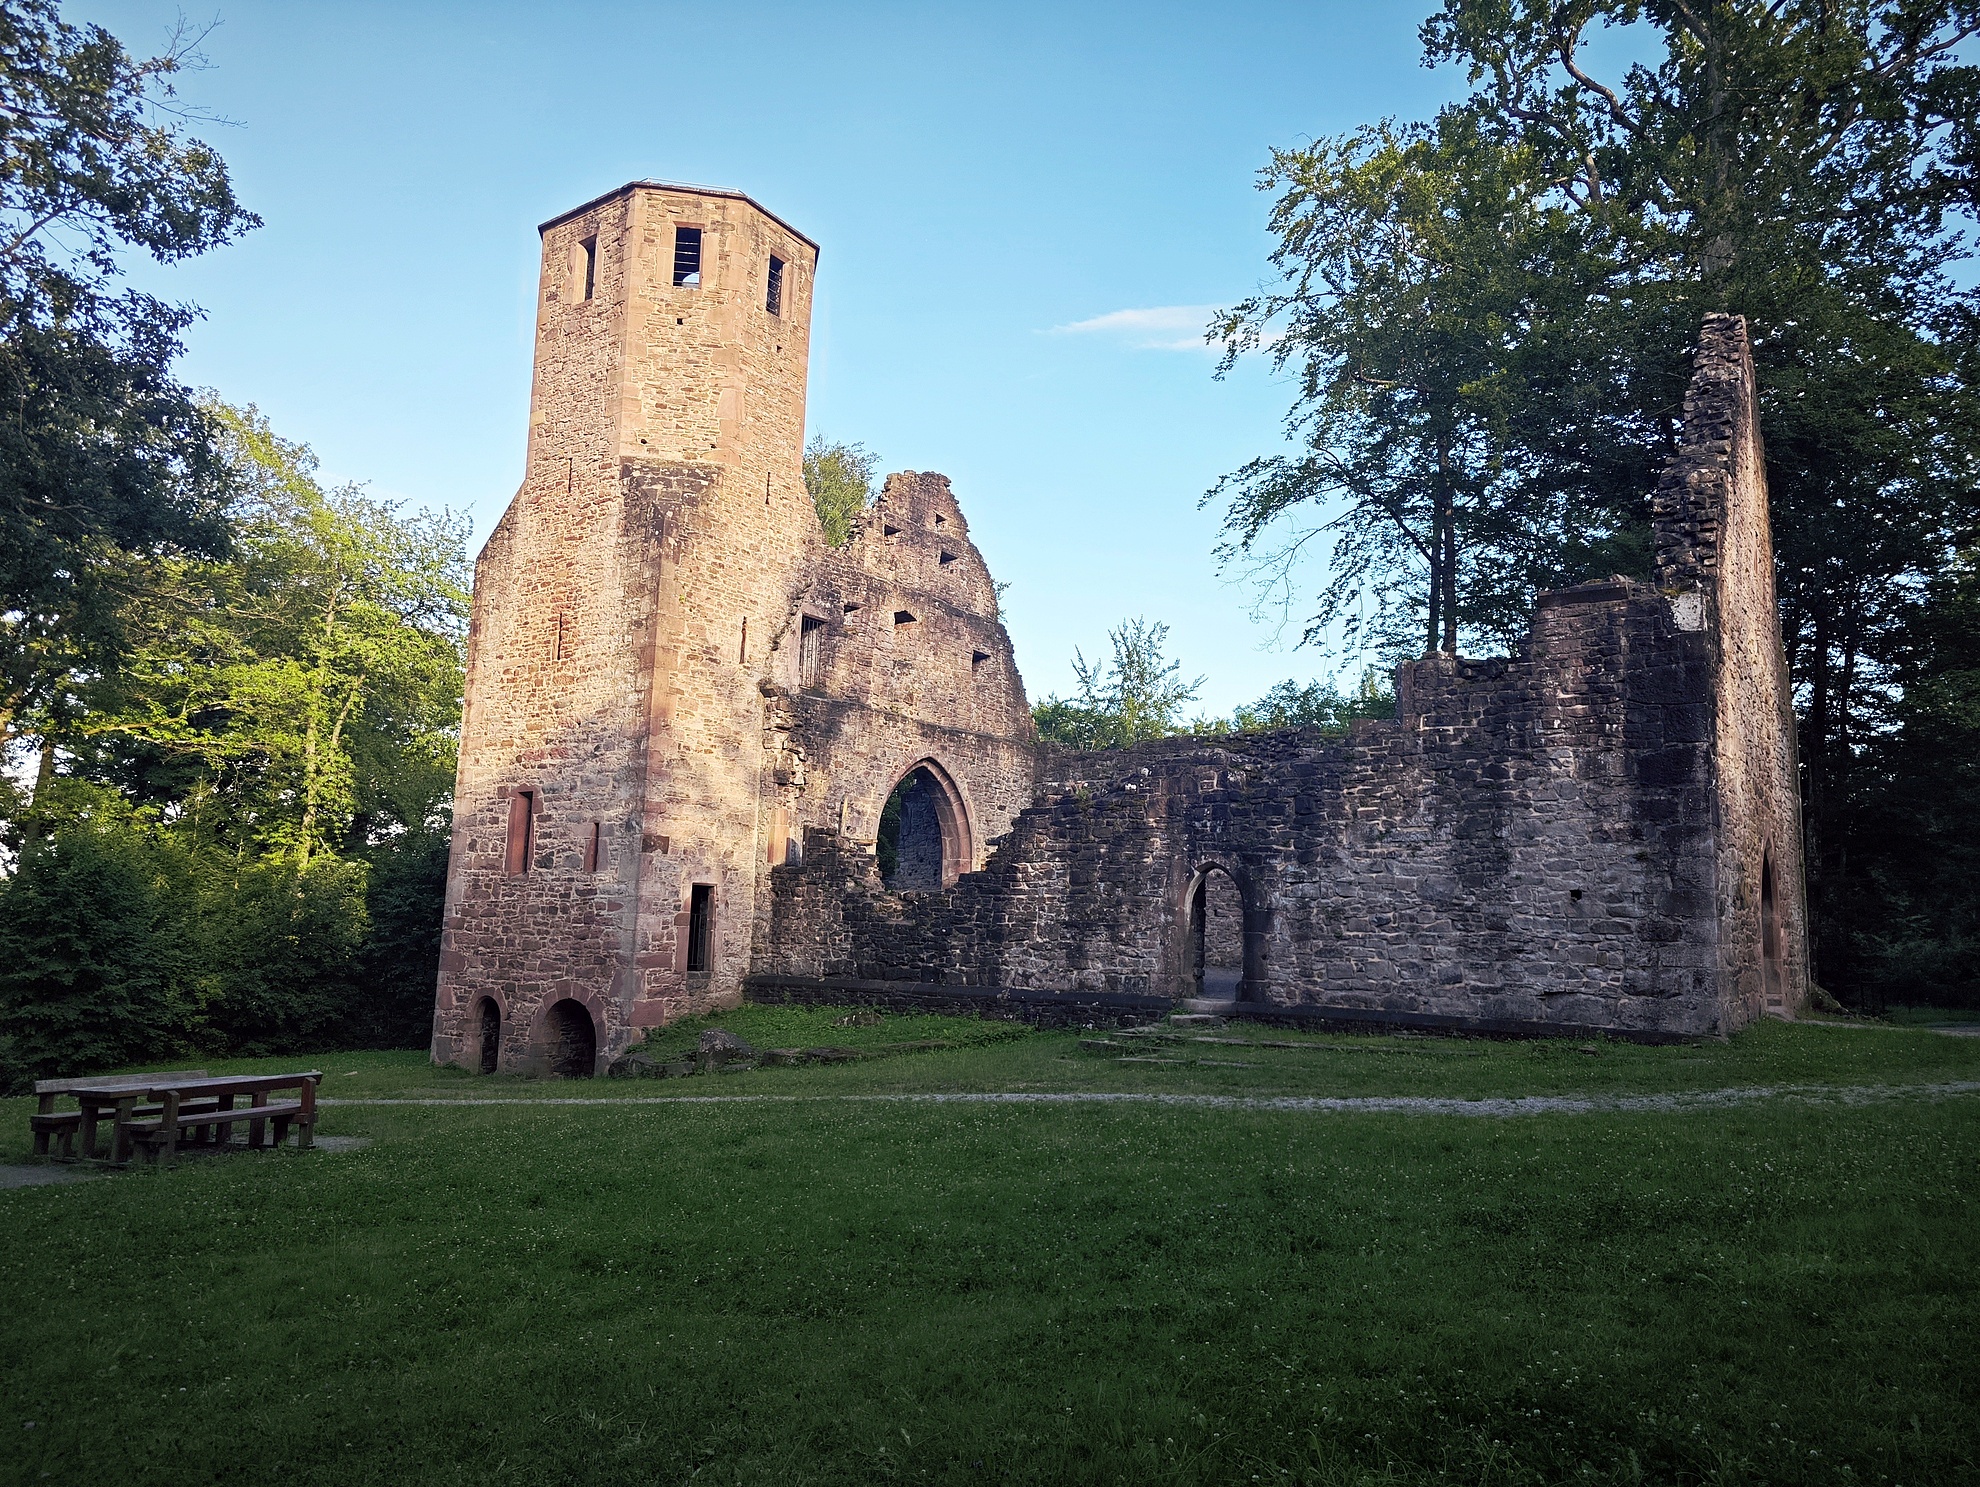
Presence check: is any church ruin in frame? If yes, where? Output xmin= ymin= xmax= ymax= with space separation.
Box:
xmin=429 ymin=181 xmax=1809 ymax=1074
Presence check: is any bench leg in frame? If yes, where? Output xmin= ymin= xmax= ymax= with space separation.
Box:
xmin=55 ymin=1126 xmax=75 ymax=1162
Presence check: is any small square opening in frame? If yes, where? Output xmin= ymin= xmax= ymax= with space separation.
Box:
xmin=939 ymin=551 xmax=958 ymax=566
xmin=972 ymin=650 xmax=991 ymax=669
xmin=673 ymin=225 xmax=703 ymax=287
xmin=765 ymin=254 xmax=785 ymax=316
xmin=893 ymin=610 xmax=916 ymax=628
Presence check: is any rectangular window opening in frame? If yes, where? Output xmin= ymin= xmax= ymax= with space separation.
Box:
xmin=583 ymin=820 xmax=602 ymax=874
xmin=577 ymin=237 xmax=597 ymax=302
xmin=672 ymin=225 xmax=702 ymax=287
xmin=893 ymin=610 xmax=916 ymax=628
xmin=765 ymin=254 xmax=785 ymax=316
xmin=686 ymin=884 xmax=714 ymax=973
xmin=505 ymin=791 xmax=535 ymax=876
xmin=800 ymin=614 xmax=825 ymax=688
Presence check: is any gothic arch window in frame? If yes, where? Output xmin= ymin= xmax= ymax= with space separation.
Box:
xmin=876 ymin=760 xmax=973 ymax=891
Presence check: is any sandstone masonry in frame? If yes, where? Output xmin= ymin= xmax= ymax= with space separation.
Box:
xmin=432 ymin=184 xmax=1807 ymax=1073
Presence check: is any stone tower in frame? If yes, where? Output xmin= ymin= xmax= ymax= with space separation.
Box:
xmin=431 ymin=182 xmax=826 ymax=1073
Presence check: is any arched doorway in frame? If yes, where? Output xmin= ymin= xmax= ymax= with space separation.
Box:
xmin=877 ymin=761 xmax=971 ymax=890
xmin=476 ymin=997 xmax=501 ymax=1075
xmin=1760 ymin=849 xmax=1782 ymax=1004
xmin=1188 ymin=866 xmax=1246 ymax=1001
xmin=545 ymin=999 xmax=596 ymax=1078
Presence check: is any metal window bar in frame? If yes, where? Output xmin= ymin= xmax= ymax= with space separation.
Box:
xmin=765 ymin=255 xmax=784 ymax=316
xmin=672 ymin=226 xmax=702 ymax=287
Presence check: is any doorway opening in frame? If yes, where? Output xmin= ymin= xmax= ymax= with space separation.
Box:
xmin=1188 ymin=867 xmax=1246 ymax=1001
xmin=476 ymin=998 xmax=501 ymax=1075
xmin=876 ymin=762 xmax=970 ymax=891
xmin=1760 ymin=848 xmax=1782 ymax=1006
xmin=545 ymin=999 xmax=596 ymax=1078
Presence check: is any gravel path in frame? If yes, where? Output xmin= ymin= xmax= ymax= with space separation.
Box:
xmin=319 ymin=1079 xmax=1980 ymax=1119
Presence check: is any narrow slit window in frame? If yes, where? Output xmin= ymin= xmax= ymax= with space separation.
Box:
xmin=505 ymin=791 xmax=535 ymax=876
xmin=583 ymin=820 xmax=602 ymax=874
xmin=686 ymin=884 xmax=714 ymax=973
xmin=765 ymin=255 xmax=785 ymax=316
xmin=577 ymin=237 xmax=597 ymax=302
xmin=800 ymin=614 xmax=825 ymax=688
xmin=672 ymin=225 xmax=702 ymax=287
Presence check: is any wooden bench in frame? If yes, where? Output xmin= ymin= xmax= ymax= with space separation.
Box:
xmin=30 ymin=1071 xmax=208 ymax=1161
xmin=120 ymin=1074 xmax=322 ymax=1166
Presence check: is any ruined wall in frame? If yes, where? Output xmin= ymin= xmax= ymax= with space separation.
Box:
xmin=756 ymin=580 xmax=1726 ymax=1036
xmin=752 ymin=317 xmax=1808 ymax=1040
xmin=1653 ymin=313 xmax=1809 ymax=1021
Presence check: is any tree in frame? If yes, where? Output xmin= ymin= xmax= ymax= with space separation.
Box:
xmin=1210 ymin=113 xmax=1630 ymax=658
xmin=0 ymin=2 xmax=258 ymax=784
xmin=1230 ymin=670 xmax=1397 ymax=735
xmin=1033 ymin=618 xmax=1206 ymax=749
xmin=48 ymin=404 xmax=471 ymax=864
xmin=804 ymin=436 xmax=878 ymax=547
xmin=1216 ymin=0 xmax=1980 ymax=994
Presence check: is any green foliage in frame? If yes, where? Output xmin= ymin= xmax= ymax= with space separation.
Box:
xmin=803 ymin=435 xmax=877 ymax=547
xmin=0 ymin=817 xmax=207 ymax=1085
xmin=1229 ymin=667 xmax=1397 ymax=735
xmin=0 ymin=2 xmax=258 ymax=747
xmin=51 ymin=403 xmax=472 ymax=863
xmin=1032 ymin=617 xmax=1206 ymax=749
xmin=0 ymin=402 xmax=466 ymax=1079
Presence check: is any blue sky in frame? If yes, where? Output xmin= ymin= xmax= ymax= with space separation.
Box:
xmin=94 ymin=0 xmax=1468 ymax=715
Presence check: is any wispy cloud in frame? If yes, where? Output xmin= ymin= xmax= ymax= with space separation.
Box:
xmin=1049 ymin=304 xmax=1221 ymax=352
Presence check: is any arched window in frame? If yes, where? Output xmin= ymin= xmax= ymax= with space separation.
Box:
xmin=876 ymin=762 xmax=971 ymax=890
xmin=545 ymin=999 xmax=597 ymax=1078
xmin=1188 ymin=867 xmax=1246 ymax=1001
xmin=476 ymin=998 xmax=501 ymax=1075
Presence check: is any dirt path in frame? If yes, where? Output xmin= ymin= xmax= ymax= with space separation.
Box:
xmin=318 ymin=1080 xmax=1980 ymax=1119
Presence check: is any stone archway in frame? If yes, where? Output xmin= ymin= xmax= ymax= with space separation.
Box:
xmin=544 ymin=998 xmax=597 ymax=1078
xmin=475 ymin=997 xmax=502 ymax=1075
xmin=876 ymin=759 xmax=973 ymax=890
xmin=1186 ymin=864 xmax=1248 ymax=1001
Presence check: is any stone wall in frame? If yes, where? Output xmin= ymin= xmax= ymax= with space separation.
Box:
xmin=748 ymin=317 xmax=1808 ymax=1040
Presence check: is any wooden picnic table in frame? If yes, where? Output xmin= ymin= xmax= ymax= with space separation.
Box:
xmin=69 ymin=1071 xmax=322 ymax=1165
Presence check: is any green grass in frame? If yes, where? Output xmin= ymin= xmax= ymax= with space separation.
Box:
xmin=1 ymin=1017 xmax=1975 ymax=1485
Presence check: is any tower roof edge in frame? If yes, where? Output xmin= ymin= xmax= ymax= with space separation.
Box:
xmin=538 ymin=180 xmax=819 ymax=253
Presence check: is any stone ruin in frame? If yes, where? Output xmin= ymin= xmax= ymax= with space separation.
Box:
xmin=429 ymin=182 xmax=1809 ymax=1074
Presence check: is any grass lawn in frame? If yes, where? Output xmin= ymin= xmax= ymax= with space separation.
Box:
xmin=1 ymin=1014 xmax=1975 ymax=1485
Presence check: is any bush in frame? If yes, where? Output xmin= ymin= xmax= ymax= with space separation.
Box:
xmin=0 ymin=823 xmax=209 ymax=1089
